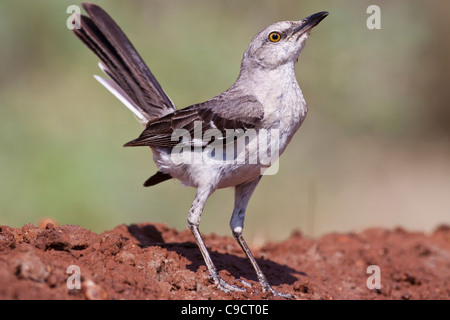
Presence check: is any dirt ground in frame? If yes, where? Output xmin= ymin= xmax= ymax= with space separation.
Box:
xmin=0 ymin=221 xmax=449 ymax=300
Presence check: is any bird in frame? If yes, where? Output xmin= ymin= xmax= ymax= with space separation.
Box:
xmin=72 ymin=2 xmax=328 ymax=298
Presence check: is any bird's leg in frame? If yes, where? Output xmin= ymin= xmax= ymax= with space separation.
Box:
xmin=232 ymin=232 xmax=294 ymax=299
xmin=187 ymin=185 xmax=245 ymax=293
xmin=231 ymin=177 xmax=294 ymax=299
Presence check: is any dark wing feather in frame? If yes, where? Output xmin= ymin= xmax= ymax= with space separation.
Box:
xmin=124 ymin=95 xmax=264 ymax=148
xmin=143 ymin=171 xmax=172 ymax=187
xmin=73 ymin=3 xmax=175 ymax=120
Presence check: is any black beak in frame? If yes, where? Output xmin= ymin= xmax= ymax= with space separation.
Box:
xmin=294 ymin=11 xmax=329 ymax=34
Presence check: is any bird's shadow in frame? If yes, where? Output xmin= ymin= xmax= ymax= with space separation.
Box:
xmin=127 ymin=224 xmax=306 ymax=286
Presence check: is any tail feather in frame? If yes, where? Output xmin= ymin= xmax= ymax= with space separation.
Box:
xmin=94 ymin=63 xmax=147 ymax=124
xmin=73 ymin=2 xmax=176 ymax=121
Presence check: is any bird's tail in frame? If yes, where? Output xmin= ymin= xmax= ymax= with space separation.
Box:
xmin=72 ymin=2 xmax=176 ymax=124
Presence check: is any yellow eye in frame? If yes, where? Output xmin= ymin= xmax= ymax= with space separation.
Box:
xmin=268 ymin=31 xmax=281 ymax=42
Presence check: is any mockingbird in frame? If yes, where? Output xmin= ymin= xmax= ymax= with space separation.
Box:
xmin=73 ymin=3 xmax=327 ymax=298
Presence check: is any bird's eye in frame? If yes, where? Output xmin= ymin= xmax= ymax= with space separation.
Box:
xmin=268 ymin=31 xmax=282 ymax=42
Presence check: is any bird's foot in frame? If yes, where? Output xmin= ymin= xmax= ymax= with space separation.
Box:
xmin=260 ymin=280 xmax=295 ymax=299
xmin=210 ymin=275 xmax=246 ymax=293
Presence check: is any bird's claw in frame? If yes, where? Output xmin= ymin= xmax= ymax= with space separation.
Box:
xmin=261 ymin=281 xmax=295 ymax=299
xmin=211 ymin=275 xmax=246 ymax=293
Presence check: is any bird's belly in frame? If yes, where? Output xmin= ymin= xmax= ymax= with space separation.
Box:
xmin=151 ymin=144 xmax=265 ymax=189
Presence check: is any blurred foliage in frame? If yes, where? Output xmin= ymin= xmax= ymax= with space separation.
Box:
xmin=0 ymin=0 xmax=449 ymax=241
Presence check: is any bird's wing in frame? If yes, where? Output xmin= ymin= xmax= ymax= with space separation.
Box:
xmin=123 ymin=95 xmax=264 ymax=148
xmin=73 ymin=3 xmax=176 ymax=122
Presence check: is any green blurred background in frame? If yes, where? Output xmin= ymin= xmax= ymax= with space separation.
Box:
xmin=1 ymin=0 xmax=449 ymax=243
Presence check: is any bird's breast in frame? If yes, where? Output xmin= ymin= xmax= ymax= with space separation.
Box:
xmin=260 ymin=76 xmax=307 ymax=156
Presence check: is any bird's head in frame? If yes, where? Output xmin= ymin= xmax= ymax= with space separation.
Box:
xmin=242 ymin=11 xmax=328 ymax=70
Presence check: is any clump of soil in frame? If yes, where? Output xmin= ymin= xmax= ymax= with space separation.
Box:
xmin=0 ymin=222 xmax=449 ymax=299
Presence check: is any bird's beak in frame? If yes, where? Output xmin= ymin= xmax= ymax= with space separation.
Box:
xmin=294 ymin=11 xmax=329 ymax=35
